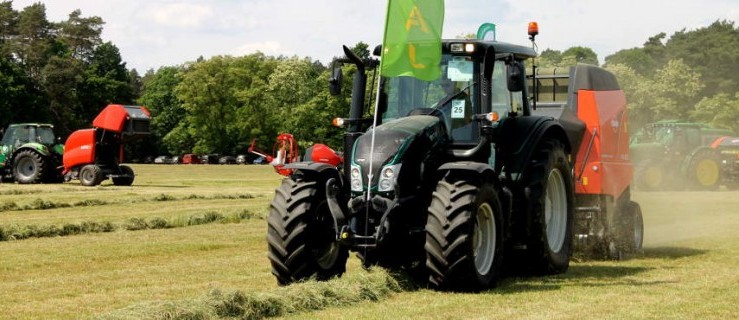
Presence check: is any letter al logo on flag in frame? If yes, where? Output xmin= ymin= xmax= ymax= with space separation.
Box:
xmin=380 ymin=0 xmax=444 ymax=81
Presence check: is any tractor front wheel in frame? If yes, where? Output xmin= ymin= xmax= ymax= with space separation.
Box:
xmin=267 ymin=177 xmax=348 ymax=285
xmin=523 ymin=140 xmax=574 ymax=274
xmin=79 ymin=164 xmax=103 ymax=186
xmin=12 ymin=150 xmax=47 ymax=184
xmin=634 ymin=160 xmax=664 ymax=191
xmin=112 ymin=165 xmax=135 ymax=186
xmin=425 ymin=177 xmax=505 ymax=290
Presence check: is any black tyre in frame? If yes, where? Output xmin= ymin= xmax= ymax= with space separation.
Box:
xmin=524 ymin=140 xmax=574 ymax=274
xmin=79 ymin=164 xmax=103 ymax=186
xmin=634 ymin=160 xmax=664 ymax=191
xmin=267 ymin=177 xmax=348 ymax=285
xmin=686 ymin=149 xmax=721 ymax=190
xmin=112 ymin=165 xmax=135 ymax=186
xmin=607 ymin=199 xmax=645 ymax=260
xmin=425 ymin=177 xmax=505 ymax=290
xmin=12 ymin=150 xmax=47 ymax=184
xmin=623 ymin=201 xmax=644 ymax=253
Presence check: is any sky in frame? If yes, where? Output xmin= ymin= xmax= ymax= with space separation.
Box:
xmin=9 ymin=0 xmax=739 ymax=72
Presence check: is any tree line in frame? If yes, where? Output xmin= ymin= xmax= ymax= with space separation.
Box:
xmin=2 ymin=2 xmax=737 ymax=159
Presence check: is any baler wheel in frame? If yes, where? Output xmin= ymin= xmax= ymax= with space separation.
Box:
xmin=425 ymin=178 xmax=505 ymax=290
xmin=267 ymin=177 xmax=348 ymax=285
xmin=79 ymin=164 xmax=103 ymax=186
xmin=112 ymin=165 xmax=135 ymax=186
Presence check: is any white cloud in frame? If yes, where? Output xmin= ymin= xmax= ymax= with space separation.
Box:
xmin=230 ymin=41 xmax=289 ymax=57
xmin=8 ymin=0 xmax=739 ymax=71
xmin=146 ymin=3 xmax=213 ymax=28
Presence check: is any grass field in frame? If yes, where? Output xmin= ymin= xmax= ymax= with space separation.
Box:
xmin=0 ymin=164 xmax=737 ymax=319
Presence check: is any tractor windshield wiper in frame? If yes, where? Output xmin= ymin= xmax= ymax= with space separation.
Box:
xmin=433 ymin=82 xmax=476 ymax=109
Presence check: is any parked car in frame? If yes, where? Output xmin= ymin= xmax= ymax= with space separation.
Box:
xmin=236 ymin=154 xmax=248 ymax=165
xmin=218 ymin=155 xmax=236 ymax=165
xmin=154 ymin=156 xmax=170 ymax=164
xmin=170 ymin=156 xmax=182 ymax=164
xmin=182 ymin=154 xmax=201 ymax=164
xmin=253 ymin=156 xmax=267 ymax=165
xmin=201 ymin=154 xmax=220 ymax=164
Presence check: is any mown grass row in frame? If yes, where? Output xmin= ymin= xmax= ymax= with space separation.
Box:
xmin=101 ymin=268 xmax=405 ymax=320
xmin=0 ymin=193 xmax=259 ymax=213
xmin=0 ymin=209 xmax=261 ymax=241
xmin=0 ymin=188 xmax=46 ymax=196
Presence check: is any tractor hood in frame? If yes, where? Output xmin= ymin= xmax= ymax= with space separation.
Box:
xmin=351 ymin=115 xmax=447 ymax=189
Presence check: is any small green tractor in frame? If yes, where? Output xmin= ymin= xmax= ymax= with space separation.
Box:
xmin=0 ymin=123 xmax=64 ymax=183
xmin=630 ymin=121 xmax=733 ymax=190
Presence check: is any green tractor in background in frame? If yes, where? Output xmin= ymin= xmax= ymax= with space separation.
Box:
xmin=0 ymin=123 xmax=65 ymax=184
xmin=630 ymin=121 xmax=732 ymax=191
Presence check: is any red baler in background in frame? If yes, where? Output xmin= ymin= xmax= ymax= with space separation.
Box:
xmin=63 ymin=104 xmax=151 ymax=186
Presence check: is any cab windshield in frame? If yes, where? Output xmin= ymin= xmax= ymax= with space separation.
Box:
xmin=380 ymin=54 xmax=479 ymax=142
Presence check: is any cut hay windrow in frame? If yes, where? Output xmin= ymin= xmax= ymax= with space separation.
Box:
xmin=100 ymin=268 xmax=405 ymax=320
xmin=0 ymin=193 xmax=259 ymax=213
xmin=0 ymin=209 xmax=260 ymax=241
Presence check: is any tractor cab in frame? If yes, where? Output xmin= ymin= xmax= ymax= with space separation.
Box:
xmin=1 ymin=124 xmax=57 ymax=148
xmin=0 ymin=123 xmax=64 ymax=183
xmin=377 ymin=41 xmax=536 ymax=145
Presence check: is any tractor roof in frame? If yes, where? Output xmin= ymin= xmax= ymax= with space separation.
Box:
xmin=6 ymin=123 xmax=54 ymax=129
xmin=442 ymin=39 xmax=537 ymax=59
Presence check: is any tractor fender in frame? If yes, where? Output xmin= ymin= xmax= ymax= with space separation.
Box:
xmin=284 ymin=161 xmax=340 ymax=178
xmin=283 ymin=161 xmax=347 ymax=231
xmin=13 ymin=143 xmax=51 ymax=158
xmin=435 ymin=161 xmax=513 ymax=233
xmin=680 ymin=146 xmax=720 ymax=175
xmin=496 ymin=116 xmax=571 ymax=184
xmin=437 ymin=161 xmax=496 ymax=181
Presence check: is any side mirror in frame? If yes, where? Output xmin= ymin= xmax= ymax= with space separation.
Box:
xmin=507 ymin=61 xmax=524 ymax=92
xmin=328 ymin=66 xmax=343 ymax=96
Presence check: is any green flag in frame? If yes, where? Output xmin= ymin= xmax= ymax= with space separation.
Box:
xmin=380 ymin=0 xmax=444 ymax=81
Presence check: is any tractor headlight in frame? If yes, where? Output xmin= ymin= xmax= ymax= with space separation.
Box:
xmin=378 ymin=164 xmax=401 ymax=192
xmin=350 ymin=164 xmax=363 ymax=192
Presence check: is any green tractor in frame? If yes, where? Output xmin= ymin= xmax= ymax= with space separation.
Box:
xmin=630 ymin=121 xmax=732 ymax=191
xmin=267 ymin=24 xmax=642 ymax=289
xmin=0 ymin=123 xmax=64 ymax=183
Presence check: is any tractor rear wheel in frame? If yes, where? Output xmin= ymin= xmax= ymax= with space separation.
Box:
xmin=425 ymin=177 xmax=505 ymax=290
xmin=267 ymin=177 xmax=348 ymax=285
xmin=112 ymin=165 xmax=135 ymax=186
xmin=687 ymin=149 xmax=721 ymax=190
xmin=79 ymin=164 xmax=103 ymax=186
xmin=523 ymin=140 xmax=573 ymax=274
xmin=12 ymin=150 xmax=47 ymax=184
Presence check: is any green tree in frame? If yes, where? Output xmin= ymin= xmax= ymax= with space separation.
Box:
xmin=79 ymin=42 xmax=134 ymax=116
xmin=562 ymin=46 xmax=598 ymax=65
xmin=41 ymin=56 xmax=84 ymax=134
xmin=138 ymin=66 xmax=187 ymax=155
xmin=175 ymin=54 xmax=279 ymax=154
xmin=665 ymin=20 xmax=739 ymax=97
xmin=15 ymin=3 xmax=58 ymax=80
xmin=0 ymin=1 xmax=18 ymax=56
xmin=57 ymin=9 xmax=104 ymax=61
xmin=691 ymin=93 xmax=739 ymax=133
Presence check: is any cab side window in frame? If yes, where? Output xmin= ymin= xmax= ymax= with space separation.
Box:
xmin=490 ymin=60 xmax=524 ymax=119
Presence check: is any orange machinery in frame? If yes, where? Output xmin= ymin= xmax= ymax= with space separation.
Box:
xmin=63 ymin=104 xmax=150 ymax=186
